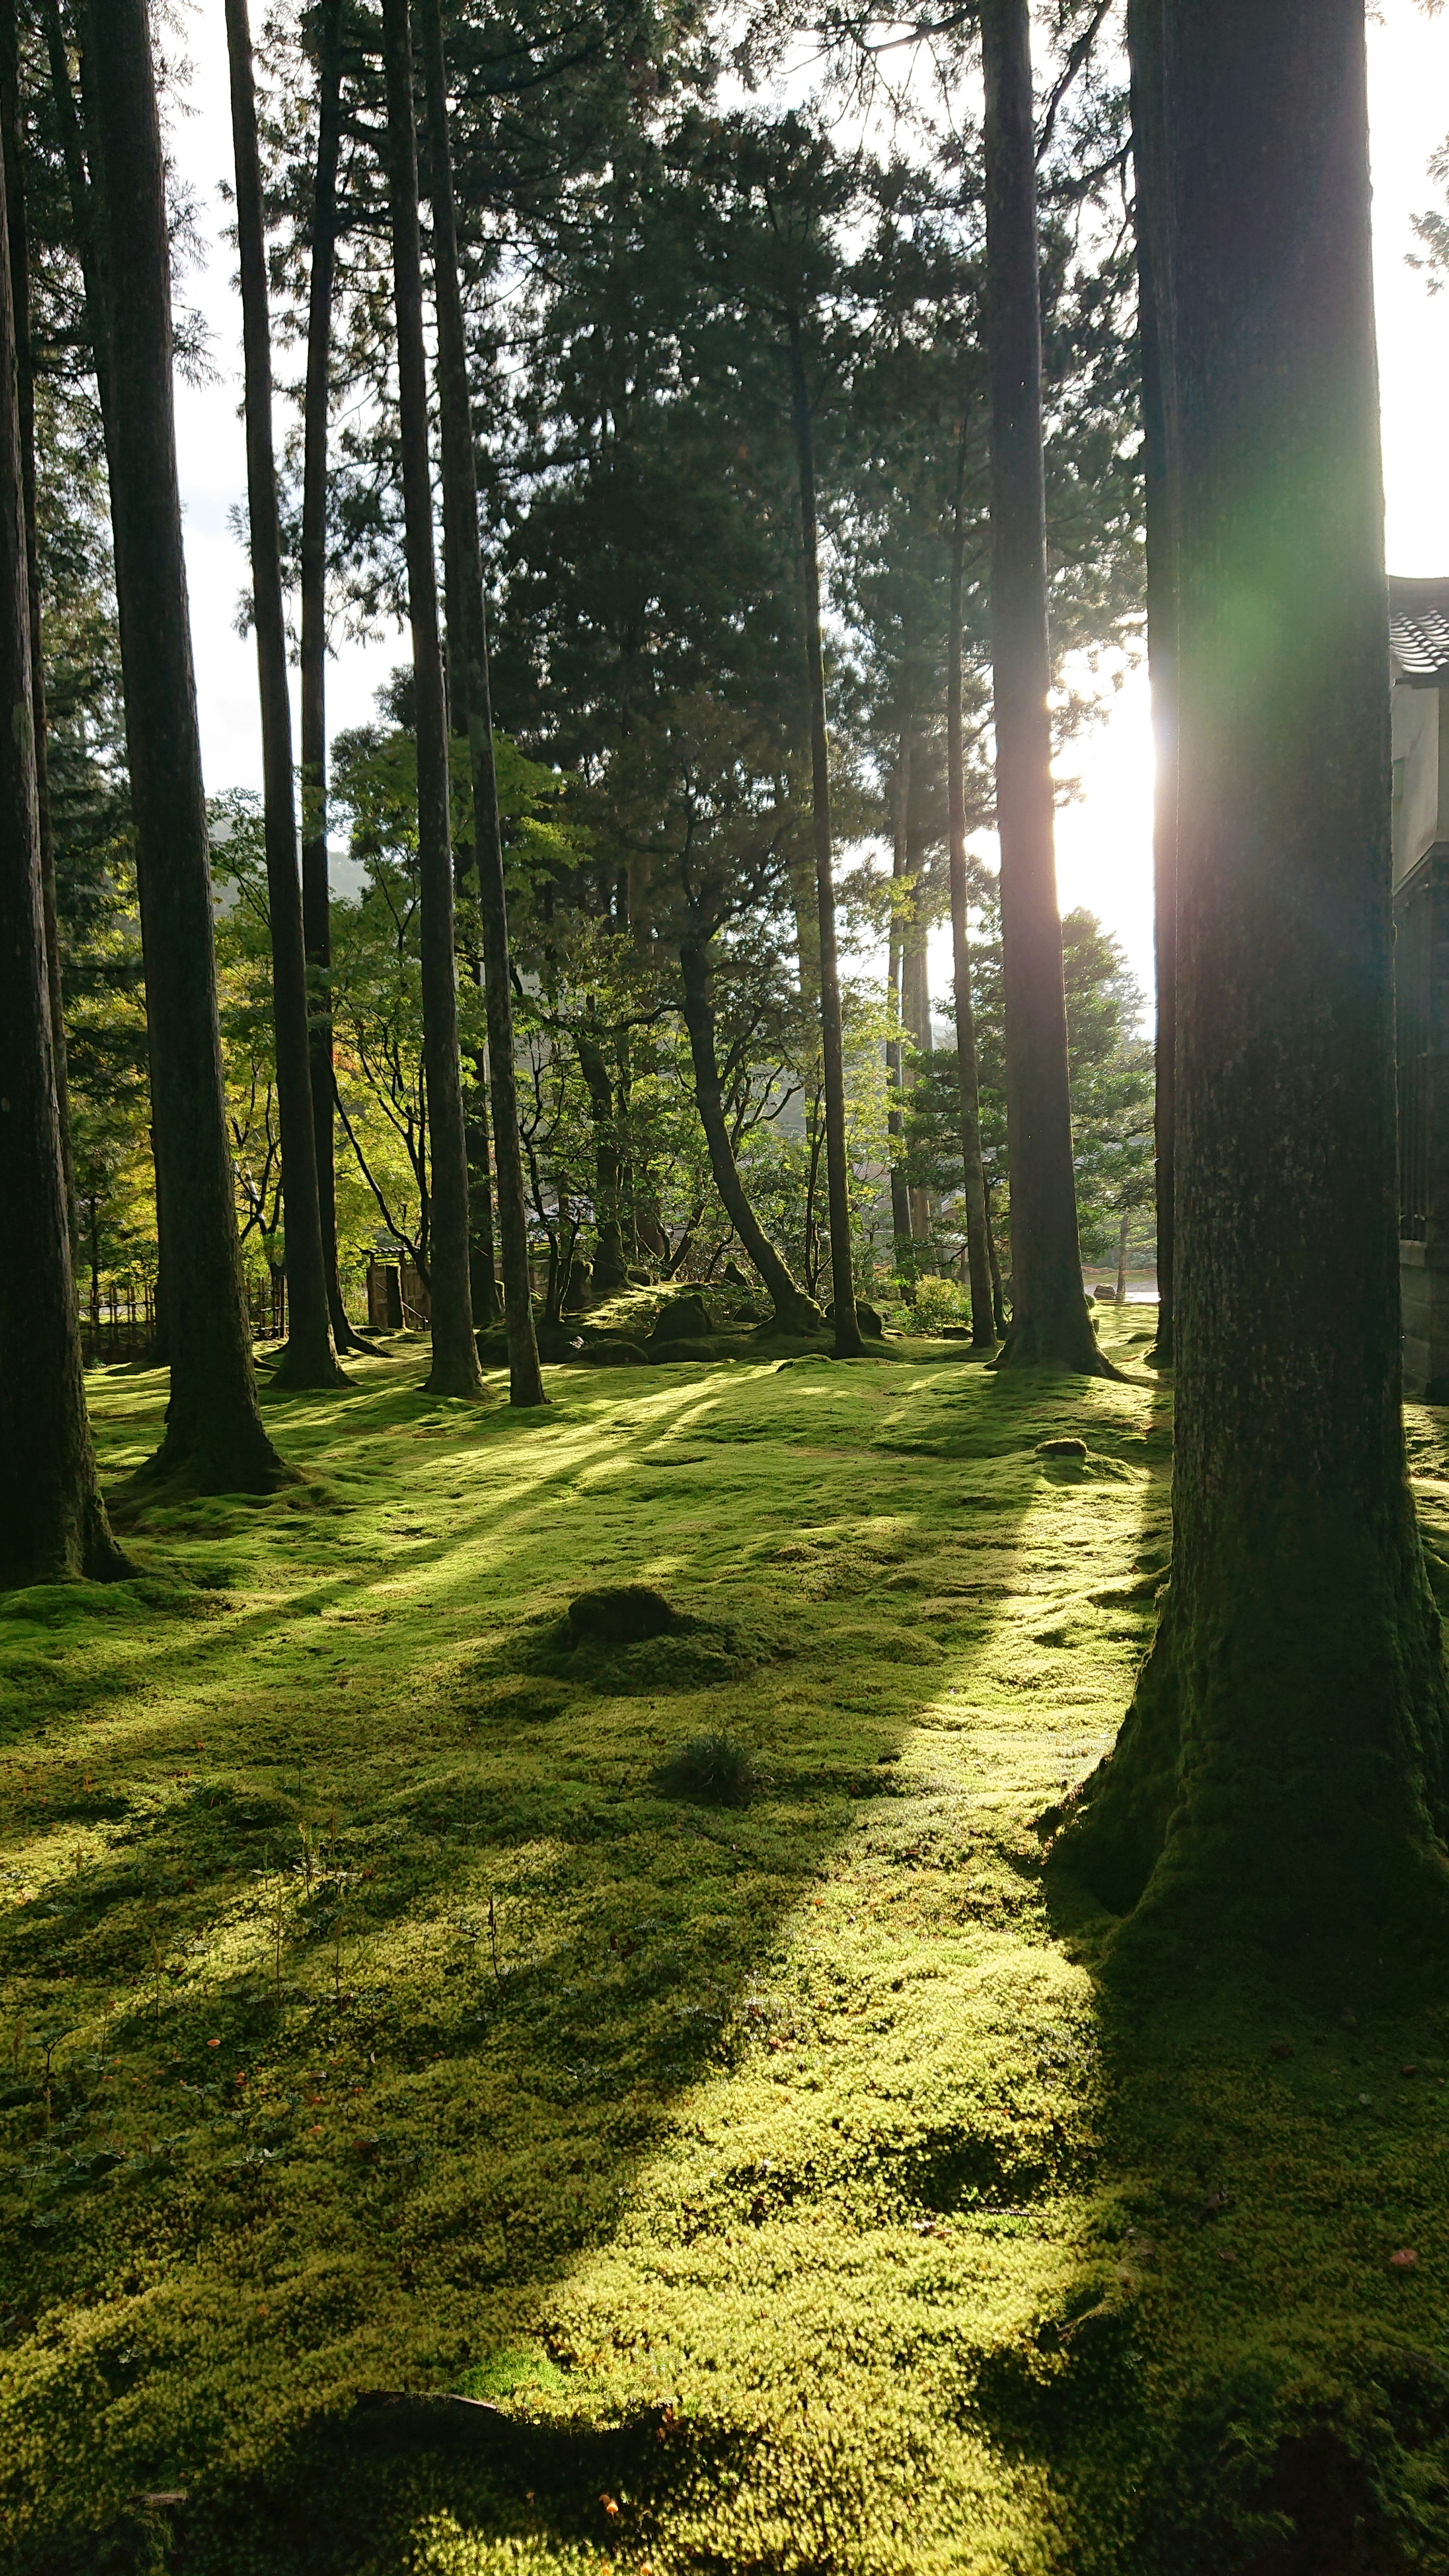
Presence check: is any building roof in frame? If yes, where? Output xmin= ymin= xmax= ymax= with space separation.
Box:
xmin=1391 ymin=576 xmax=1449 ymax=684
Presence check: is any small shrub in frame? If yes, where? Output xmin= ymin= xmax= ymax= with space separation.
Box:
xmin=656 ymin=1731 xmax=760 ymax=1806
xmin=906 ymin=1275 xmax=966 ymax=1333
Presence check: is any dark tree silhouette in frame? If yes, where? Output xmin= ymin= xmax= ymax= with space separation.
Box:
xmin=417 ymin=0 xmax=545 ymax=1406
xmin=947 ymin=431 xmax=995 ymax=1347
xmin=86 ymin=0 xmax=280 ymax=1488
xmin=788 ymin=316 xmax=862 ymax=1360
xmin=0 ymin=115 xmax=124 ymax=1586
xmin=379 ymin=0 xmax=482 ymax=1398
xmin=298 ymin=0 xmax=369 ymax=1356
xmin=981 ymin=0 xmax=1107 ymax=1375
xmin=225 ymin=0 xmax=347 ymax=1391
xmin=1057 ymin=0 xmax=1449 ymax=1953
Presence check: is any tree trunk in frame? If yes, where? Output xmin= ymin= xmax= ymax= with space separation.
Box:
xmin=413 ymin=0 xmax=540 ymax=1403
xmin=678 ymin=937 xmax=820 ymax=1335
xmin=1114 ymin=1208 xmax=1130 ymax=1306
xmin=887 ymin=727 xmax=913 ymax=1250
xmin=379 ymin=0 xmax=481 ymax=1399
xmin=86 ymin=0 xmax=280 ymax=1490
xmin=948 ymin=445 xmax=997 ymax=1347
xmin=1 ymin=5 xmax=71 ymax=1230
xmin=298 ymin=0 xmax=367 ymax=1358
xmin=463 ymin=1046 xmax=501 ymax=1327
xmin=981 ymin=0 xmax=1109 ymax=1377
xmin=788 ymin=315 xmax=862 ymax=1361
xmin=985 ymin=1182 xmax=1009 ymax=1334
xmin=900 ymin=837 xmax=933 ymax=1244
xmin=225 ymin=0 xmax=345 ymax=1393
xmin=1128 ymin=0 xmax=1178 ymax=1370
xmin=576 ymin=1028 xmax=629 ymax=1296
xmin=41 ymin=0 xmax=112 ymax=440
xmin=0 ymin=121 xmax=124 ymax=1587
xmin=1056 ymin=0 xmax=1449 ymax=1956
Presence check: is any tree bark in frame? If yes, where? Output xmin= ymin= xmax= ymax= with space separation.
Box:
xmin=1128 ymin=0 xmax=1177 ymax=1369
xmin=86 ymin=0 xmax=280 ymax=1489
xmin=788 ymin=315 xmax=862 ymax=1360
xmin=576 ymin=1028 xmax=629 ymax=1296
xmin=887 ymin=727 xmax=913 ymax=1250
xmin=1056 ymin=0 xmax=1449 ymax=1956
xmin=678 ymin=937 xmax=820 ymax=1334
xmin=411 ymin=0 xmax=540 ymax=1401
xmin=462 ymin=1045 xmax=500 ymax=1327
xmin=981 ymin=0 xmax=1109 ymax=1376
xmin=947 ymin=443 xmax=996 ymax=1347
xmin=0 ymin=114 xmax=124 ymax=1587
xmin=225 ymin=0 xmax=346 ymax=1393
xmin=1 ymin=4 xmax=71 ymax=1230
xmin=298 ymin=0 xmax=366 ymax=1357
xmin=379 ymin=0 xmax=481 ymax=1399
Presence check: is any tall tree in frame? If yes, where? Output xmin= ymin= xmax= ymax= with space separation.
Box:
xmin=981 ymin=0 xmax=1108 ymax=1375
xmin=1127 ymin=0 xmax=1177 ymax=1367
xmin=298 ymin=0 xmax=368 ymax=1355
xmin=947 ymin=426 xmax=996 ymax=1346
xmin=1057 ymin=0 xmax=1449 ymax=1950
xmin=0 ymin=100 xmax=123 ymax=1587
xmin=225 ymin=0 xmax=346 ymax=1391
xmin=86 ymin=0 xmax=281 ymax=1487
xmin=788 ymin=314 xmax=862 ymax=1359
xmin=379 ymin=0 xmax=481 ymax=1398
xmin=416 ymin=0 xmax=544 ymax=1406
xmin=886 ymin=725 xmax=913 ymax=1247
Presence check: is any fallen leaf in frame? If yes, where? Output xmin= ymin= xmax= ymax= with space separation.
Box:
xmin=1390 ymin=2248 xmax=1419 ymax=2270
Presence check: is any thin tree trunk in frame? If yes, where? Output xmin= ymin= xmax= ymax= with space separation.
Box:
xmin=0 ymin=121 xmax=124 ymax=1586
xmin=981 ymin=0 xmax=1109 ymax=1376
xmin=225 ymin=0 xmax=345 ymax=1393
xmin=41 ymin=0 xmax=111 ymax=439
xmin=985 ymin=1181 xmax=1008 ymax=1333
xmin=1128 ymin=0 xmax=1177 ymax=1369
xmin=86 ymin=0 xmax=280 ymax=1489
xmin=788 ymin=314 xmax=861 ymax=1361
xmin=947 ymin=437 xmax=996 ymax=1347
xmin=463 ymin=1045 xmax=501 ymax=1327
xmin=1 ymin=5 xmax=71 ymax=1229
xmin=887 ymin=727 xmax=912 ymax=1250
xmin=1057 ymin=0 xmax=1448 ymax=1954
xmin=678 ymin=937 xmax=819 ymax=1334
xmin=901 ymin=801 xmax=933 ymax=1245
xmin=575 ymin=1028 xmax=628 ymax=1296
xmin=380 ymin=0 xmax=481 ymax=1399
xmin=298 ymin=0 xmax=366 ymax=1358
xmin=411 ymin=0 xmax=538 ymax=1401
xmin=1114 ymin=1208 xmax=1130 ymax=1306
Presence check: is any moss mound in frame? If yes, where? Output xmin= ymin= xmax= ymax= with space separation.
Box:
xmin=566 ymin=1585 xmax=676 ymax=1646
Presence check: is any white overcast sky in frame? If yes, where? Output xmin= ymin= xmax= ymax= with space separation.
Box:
xmin=168 ymin=0 xmax=1449 ymax=1010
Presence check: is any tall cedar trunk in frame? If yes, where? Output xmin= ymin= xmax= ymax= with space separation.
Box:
xmin=86 ymin=0 xmax=280 ymax=1488
xmin=225 ymin=0 xmax=345 ymax=1392
xmin=788 ymin=317 xmax=861 ymax=1360
xmin=379 ymin=0 xmax=481 ymax=1398
xmin=947 ymin=451 xmax=996 ymax=1347
xmin=412 ymin=0 xmax=541 ymax=1401
xmin=1128 ymin=0 xmax=1177 ymax=1367
xmin=1 ymin=6 xmax=70 ymax=1227
xmin=0 ymin=117 xmax=123 ymax=1586
xmin=462 ymin=1047 xmax=500 ymax=1326
xmin=886 ymin=729 xmax=912 ymax=1246
xmin=1057 ymin=0 xmax=1449 ymax=1955
xmin=901 ymin=811 xmax=933 ymax=1244
xmin=298 ymin=0 xmax=365 ymax=1355
xmin=981 ymin=0 xmax=1108 ymax=1376
xmin=1114 ymin=1207 xmax=1131 ymax=1306
xmin=678 ymin=938 xmax=818 ymax=1332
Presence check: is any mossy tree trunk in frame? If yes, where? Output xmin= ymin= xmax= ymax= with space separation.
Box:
xmin=981 ymin=0 xmax=1108 ymax=1377
xmin=788 ymin=315 xmax=862 ymax=1361
xmin=225 ymin=0 xmax=346 ymax=1393
xmin=678 ymin=937 xmax=819 ymax=1335
xmin=380 ymin=0 xmax=481 ymax=1401
xmin=1128 ymin=0 xmax=1177 ymax=1369
xmin=1057 ymin=0 xmax=1449 ymax=1955
xmin=0 ymin=118 xmax=124 ymax=1587
xmin=415 ymin=0 xmax=543 ymax=1405
xmin=87 ymin=0 xmax=280 ymax=1490
xmin=948 ymin=439 xmax=996 ymax=1349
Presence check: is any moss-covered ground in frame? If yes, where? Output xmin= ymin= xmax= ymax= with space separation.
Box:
xmin=5 ymin=1309 xmax=1449 ymax=2573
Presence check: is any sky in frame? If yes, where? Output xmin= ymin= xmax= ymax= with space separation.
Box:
xmin=168 ymin=1 xmax=1449 ymax=1013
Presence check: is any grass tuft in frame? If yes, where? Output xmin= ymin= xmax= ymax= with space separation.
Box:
xmin=654 ymin=1729 xmax=761 ymax=1806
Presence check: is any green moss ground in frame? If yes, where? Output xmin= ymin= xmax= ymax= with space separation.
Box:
xmin=4 ymin=1312 xmax=1449 ymax=2572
